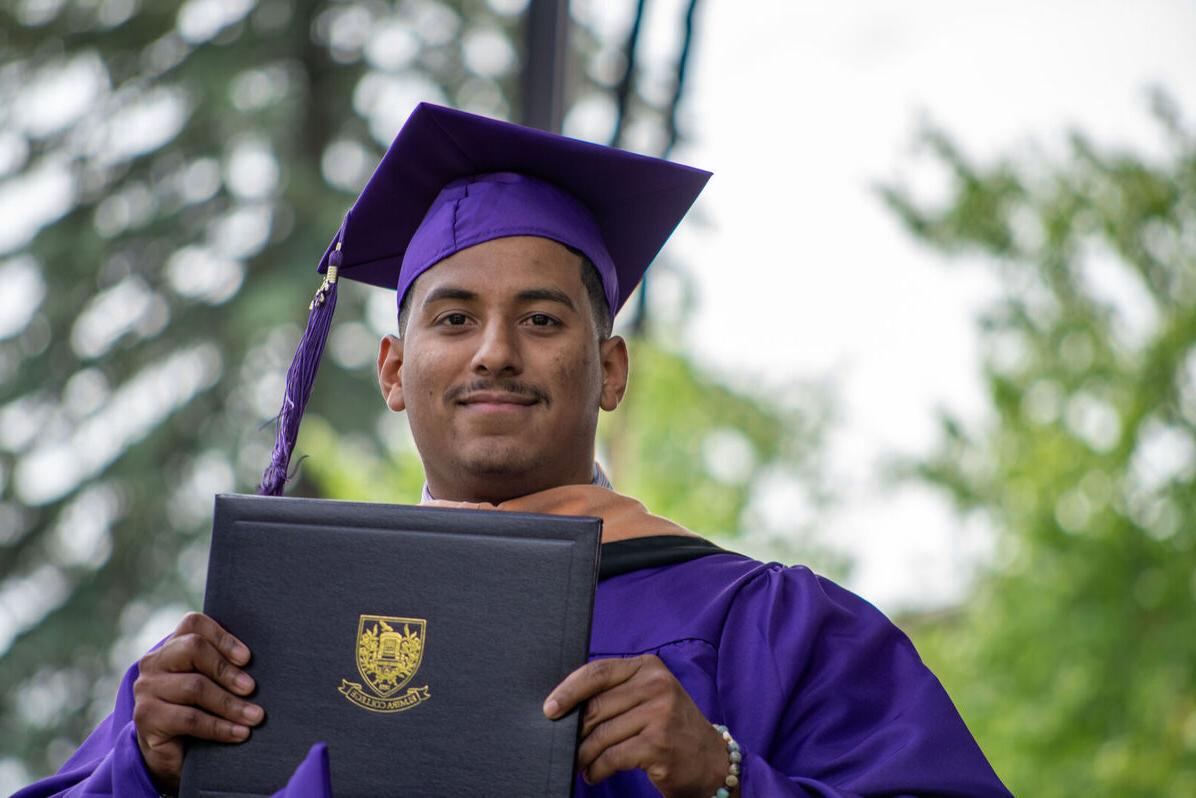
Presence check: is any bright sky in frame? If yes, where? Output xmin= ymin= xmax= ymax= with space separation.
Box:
xmin=653 ymin=0 xmax=1196 ymax=609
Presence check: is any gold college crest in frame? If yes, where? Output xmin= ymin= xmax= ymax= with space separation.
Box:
xmin=339 ymin=615 xmax=431 ymax=713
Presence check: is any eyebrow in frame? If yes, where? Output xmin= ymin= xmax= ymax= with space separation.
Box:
xmin=420 ymin=285 xmax=578 ymax=315
xmin=516 ymin=288 xmax=576 ymax=311
xmin=422 ymin=285 xmax=577 ymax=312
xmin=421 ymin=287 xmax=478 ymax=308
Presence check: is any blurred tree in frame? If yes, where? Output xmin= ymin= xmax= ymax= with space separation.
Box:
xmin=883 ymin=92 xmax=1196 ymax=796
xmin=0 ymin=0 xmax=534 ymax=777
xmin=597 ymin=341 xmax=834 ymax=558
xmin=0 ymin=0 xmax=834 ymax=784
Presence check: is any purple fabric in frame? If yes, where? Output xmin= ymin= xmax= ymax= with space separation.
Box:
xmin=258 ymin=274 xmax=339 ymax=496
xmin=17 ymin=555 xmax=1010 ymax=797
xmin=271 ymin=744 xmax=332 ymax=798
xmin=579 ymin=555 xmax=1012 ymax=797
xmin=10 ymin=661 xmax=158 ymax=798
xmin=398 ymin=172 xmax=619 ymax=319
xmin=9 ymin=657 xmax=329 ymax=798
xmin=315 ymin=103 xmax=711 ymax=316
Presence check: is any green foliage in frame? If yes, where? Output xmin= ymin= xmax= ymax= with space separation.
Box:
xmin=883 ymin=92 xmax=1196 ymax=796
xmin=598 ymin=341 xmax=832 ymax=548
xmin=294 ymin=413 xmax=425 ymax=503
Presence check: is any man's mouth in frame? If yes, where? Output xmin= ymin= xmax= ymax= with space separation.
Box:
xmin=457 ymin=391 xmax=541 ymax=412
xmin=447 ymin=380 xmax=549 ymax=410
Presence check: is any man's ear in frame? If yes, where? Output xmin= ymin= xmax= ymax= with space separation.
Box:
xmin=599 ymin=335 xmax=629 ymax=412
xmin=377 ymin=334 xmax=407 ymax=412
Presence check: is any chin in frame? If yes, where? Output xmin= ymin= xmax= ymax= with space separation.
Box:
xmin=456 ymin=441 xmax=543 ymax=479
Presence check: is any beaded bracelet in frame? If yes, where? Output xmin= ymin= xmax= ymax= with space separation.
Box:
xmin=711 ymin=723 xmax=741 ymax=798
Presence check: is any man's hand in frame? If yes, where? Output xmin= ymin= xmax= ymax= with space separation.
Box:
xmin=132 ymin=612 xmax=264 ymax=793
xmin=543 ymin=655 xmax=733 ymax=798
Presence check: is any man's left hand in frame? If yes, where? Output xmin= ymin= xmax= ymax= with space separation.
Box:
xmin=543 ymin=655 xmax=732 ymax=797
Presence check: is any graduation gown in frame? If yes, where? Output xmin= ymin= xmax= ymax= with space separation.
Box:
xmin=16 ymin=488 xmax=1011 ymax=797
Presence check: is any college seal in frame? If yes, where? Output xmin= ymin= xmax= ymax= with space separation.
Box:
xmin=339 ymin=614 xmax=431 ymax=713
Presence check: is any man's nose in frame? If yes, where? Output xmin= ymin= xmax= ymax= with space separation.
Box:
xmin=470 ymin=320 xmax=523 ymax=376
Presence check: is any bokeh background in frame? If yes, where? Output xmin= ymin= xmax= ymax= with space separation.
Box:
xmin=1 ymin=0 xmax=1194 ymax=794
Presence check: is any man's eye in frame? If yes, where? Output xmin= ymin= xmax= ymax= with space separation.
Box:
xmin=527 ymin=313 xmax=557 ymax=327
xmin=440 ymin=313 xmax=469 ymax=326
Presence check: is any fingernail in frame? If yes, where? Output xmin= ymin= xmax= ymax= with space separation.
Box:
xmin=233 ymin=644 xmax=251 ymax=664
xmin=232 ymin=724 xmax=250 ymax=739
xmin=235 ymin=673 xmax=254 ymax=692
xmin=543 ymin=698 xmax=559 ymax=718
xmin=243 ymin=704 xmax=264 ymax=723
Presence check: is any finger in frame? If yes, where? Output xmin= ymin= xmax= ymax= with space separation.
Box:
xmin=583 ymin=734 xmax=649 ymax=786
xmin=174 ymin=612 xmax=251 ymax=666
xmin=153 ymin=672 xmax=264 ymax=727
xmin=139 ymin=698 xmax=252 ymax=744
xmin=579 ymin=679 xmax=649 ymax=738
xmin=158 ymin=633 xmax=256 ymax=696
xmin=545 ymin=657 xmax=643 ymax=718
xmin=577 ymin=705 xmax=650 ymax=773
xmin=421 ymin=499 xmax=497 ymax=510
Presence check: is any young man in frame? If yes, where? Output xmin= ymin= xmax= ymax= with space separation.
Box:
xmin=19 ymin=105 xmax=1011 ymax=797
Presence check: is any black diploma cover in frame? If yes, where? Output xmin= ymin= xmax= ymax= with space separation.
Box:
xmin=179 ymin=493 xmax=602 ymax=797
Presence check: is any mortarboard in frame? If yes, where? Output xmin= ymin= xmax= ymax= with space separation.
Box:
xmin=259 ymin=103 xmax=711 ymax=496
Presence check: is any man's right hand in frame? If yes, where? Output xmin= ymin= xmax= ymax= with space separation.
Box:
xmin=132 ymin=612 xmax=264 ymax=793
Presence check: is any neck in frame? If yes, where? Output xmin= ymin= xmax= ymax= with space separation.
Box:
xmin=424 ymin=461 xmax=597 ymax=504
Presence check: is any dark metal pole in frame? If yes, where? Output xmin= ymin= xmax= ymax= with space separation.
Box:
xmin=630 ymin=0 xmax=702 ymax=336
xmin=662 ymin=0 xmax=702 ymax=159
xmin=609 ymin=0 xmax=648 ymax=148
xmin=521 ymin=0 xmax=570 ymax=133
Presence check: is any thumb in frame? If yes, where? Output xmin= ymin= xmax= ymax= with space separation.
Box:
xmin=420 ymin=499 xmax=498 ymax=511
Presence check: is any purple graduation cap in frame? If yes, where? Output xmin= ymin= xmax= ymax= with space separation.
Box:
xmin=259 ymin=103 xmax=711 ymax=495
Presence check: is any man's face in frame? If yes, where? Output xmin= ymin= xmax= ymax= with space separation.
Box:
xmin=376 ymin=235 xmax=627 ymax=503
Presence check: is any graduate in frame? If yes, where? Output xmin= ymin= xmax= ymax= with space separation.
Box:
xmin=18 ymin=104 xmax=1012 ymax=797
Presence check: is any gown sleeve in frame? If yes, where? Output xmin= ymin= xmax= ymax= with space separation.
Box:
xmin=12 ymin=656 xmax=332 ymax=798
xmin=715 ymin=565 xmax=1012 ymax=798
xmin=12 ymin=659 xmax=160 ymax=798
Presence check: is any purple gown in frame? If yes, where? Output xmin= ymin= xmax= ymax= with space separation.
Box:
xmin=15 ymin=552 xmax=1011 ymax=797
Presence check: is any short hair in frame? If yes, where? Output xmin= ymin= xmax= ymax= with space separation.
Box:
xmin=578 ymin=254 xmax=614 ymax=340
xmin=397 ymin=252 xmax=612 ymax=340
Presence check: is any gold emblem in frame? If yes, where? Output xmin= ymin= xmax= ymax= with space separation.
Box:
xmin=338 ymin=615 xmax=431 ymax=713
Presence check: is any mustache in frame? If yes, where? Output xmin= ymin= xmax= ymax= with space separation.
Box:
xmin=444 ymin=379 xmax=551 ymax=406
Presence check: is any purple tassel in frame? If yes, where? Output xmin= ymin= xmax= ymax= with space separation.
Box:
xmin=258 ymin=245 xmax=342 ymax=496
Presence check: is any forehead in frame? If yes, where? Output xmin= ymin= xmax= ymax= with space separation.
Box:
xmin=411 ymin=235 xmax=584 ymax=297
